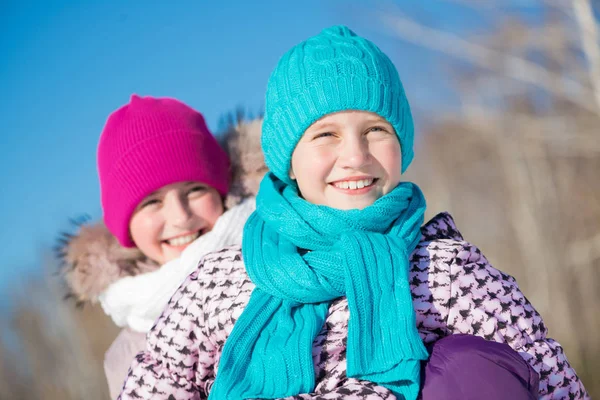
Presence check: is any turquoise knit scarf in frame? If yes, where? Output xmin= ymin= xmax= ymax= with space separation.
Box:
xmin=209 ymin=173 xmax=429 ymax=399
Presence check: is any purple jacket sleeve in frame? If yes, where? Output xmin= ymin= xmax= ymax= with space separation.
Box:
xmin=420 ymin=334 xmax=539 ymax=400
xmin=444 ymin=243 xmax=589 ymax=399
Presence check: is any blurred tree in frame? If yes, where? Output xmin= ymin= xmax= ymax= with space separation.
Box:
xmin=385 ymin=0 xmax=599 ymax=396
xmin=0 ymin=251 xmax=118 ymax=400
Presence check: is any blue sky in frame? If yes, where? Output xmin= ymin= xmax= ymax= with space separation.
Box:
xmin=0 ymin=1 xmax=482 ymax=304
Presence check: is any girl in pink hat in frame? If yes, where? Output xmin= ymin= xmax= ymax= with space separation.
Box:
xmin=58 ymin=94 xmax=265 ymax=399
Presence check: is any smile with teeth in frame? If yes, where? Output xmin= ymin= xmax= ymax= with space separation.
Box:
xmin=332 ymin=178 xmax=376 ymax=190
xmin=164 ymin=231 xmax=202 ymax=247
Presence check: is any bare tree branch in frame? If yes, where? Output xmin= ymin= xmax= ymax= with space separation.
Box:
xmin=572 ymin=0 xmax=600 ymax=111
xmin=381 ymin=12 xmax=600 ymax=115
xmin=440 ymin=0 xmax=576 ymax=15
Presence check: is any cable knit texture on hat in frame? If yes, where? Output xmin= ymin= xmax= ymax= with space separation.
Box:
xmin=262 ymin=25 xmax=415 ymax=184
xmin=97 ymin=95 xmax=230 ymax=247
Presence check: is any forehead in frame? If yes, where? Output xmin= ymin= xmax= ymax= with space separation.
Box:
xmin=307 ymin=110 xmax=390 ymax=130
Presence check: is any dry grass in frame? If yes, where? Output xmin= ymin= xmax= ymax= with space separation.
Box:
xmin=0 ymin=254 xmax=119 ymax=400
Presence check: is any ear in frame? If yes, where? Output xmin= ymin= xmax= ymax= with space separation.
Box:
xmin=288 ymin=167 xmax=296 ymax=180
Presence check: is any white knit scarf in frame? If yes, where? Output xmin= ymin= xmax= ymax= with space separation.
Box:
xmin=98 ymin=198 xmax=255 ymax=333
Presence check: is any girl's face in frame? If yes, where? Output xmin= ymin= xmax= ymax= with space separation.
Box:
xmin=290 ymin=110 xmax=402 ymax=210
xmin=129 ymin=181 xmax=224 ymax=264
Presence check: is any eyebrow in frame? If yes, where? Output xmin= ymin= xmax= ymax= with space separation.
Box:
xmin=308 ymin=121 xmax=338 ymax=131
xmin=143 ymin=189 xmax=161 ymax=200
xmin=364 ymin=115 xmax=390 ymax=123
xmin=310 ymin=118 xmax=390 ymax=130
xmin=183 ymin=181 xmax=202 ymax=187
xmin=146 ymin=181 xmax=201 ymax=197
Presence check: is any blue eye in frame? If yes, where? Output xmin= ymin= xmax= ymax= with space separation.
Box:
xmin=314 ymin=132 xmax=334 ymax=139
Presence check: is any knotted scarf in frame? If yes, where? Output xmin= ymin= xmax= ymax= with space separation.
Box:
xmin=210 ymin=173 xmax=428 ymax=399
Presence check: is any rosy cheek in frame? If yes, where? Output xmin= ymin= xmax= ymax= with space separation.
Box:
xmin=143 ymin=216 xmax=160 ymax=233
xmin=190 ymin=192 xmax=224 ymax=225
xmin=311 ymin=149 xmax=336 ymax=177
xmin=130 ymin=213 xmax=158 ymax=250
xmin=205 ymin=197 xmax=224 ymax=225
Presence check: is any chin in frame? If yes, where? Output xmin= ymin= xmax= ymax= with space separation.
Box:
xmin=163 ymin=251 xmax=183 ymax=263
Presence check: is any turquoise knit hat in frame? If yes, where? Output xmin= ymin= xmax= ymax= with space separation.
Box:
xmin=262 ymin=25 xmax=415 ymax=184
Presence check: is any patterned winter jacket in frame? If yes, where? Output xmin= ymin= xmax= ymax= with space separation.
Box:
xmin=118 ymin=212 xmax=589 ymax=400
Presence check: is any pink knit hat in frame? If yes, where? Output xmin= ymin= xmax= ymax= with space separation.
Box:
xmin=97 ymin=95 xmax=230 ymax=247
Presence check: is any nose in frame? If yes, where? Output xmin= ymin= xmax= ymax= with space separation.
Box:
xmin=163 ymin=193 xmax=193 ymax=227
xmin=339 ymin=136 xmax=370 ymax=169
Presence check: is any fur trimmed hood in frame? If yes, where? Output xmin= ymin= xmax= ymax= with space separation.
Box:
xmin=58 ymin=117 xmax=265 ymax=304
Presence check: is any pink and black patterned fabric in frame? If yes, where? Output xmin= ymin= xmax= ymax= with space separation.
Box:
xmin=118 ymin=212 xmax=589 ymax=399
